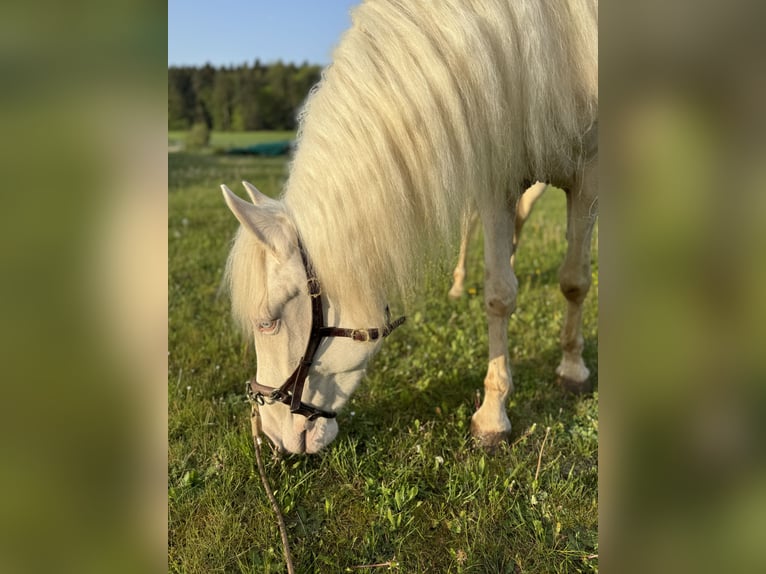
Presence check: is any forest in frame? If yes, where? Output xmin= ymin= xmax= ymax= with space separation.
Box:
xmin=168 ymin=61 xmax=323 ymax=132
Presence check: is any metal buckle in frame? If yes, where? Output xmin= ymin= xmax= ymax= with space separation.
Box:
xmin=246 ymin=387 xmax=266 ymax=406
xmin=246 ymin=382 xmax=281 ymax=406
xmin=307 ymin=277 xmax=321 ymax=297
xmin=351 ymin=329 xmax=370 ymax=342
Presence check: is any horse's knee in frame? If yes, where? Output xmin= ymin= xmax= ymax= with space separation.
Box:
xmin=485 ymin=279 xmax=517 ymax=317
xmin=559 ymin=267 xmax=591 ymax=304
xmin=486 ymin=296 xmax=514 ymax=317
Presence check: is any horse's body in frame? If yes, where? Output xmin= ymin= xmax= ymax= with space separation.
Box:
xmin=222 ymin=0 xmax=598 ymax=453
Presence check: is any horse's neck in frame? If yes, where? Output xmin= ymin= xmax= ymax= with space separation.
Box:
xmin=285 ymin=187 xmax=389 ymax=329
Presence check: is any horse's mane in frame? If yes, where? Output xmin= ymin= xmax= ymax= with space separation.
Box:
xmin=234 ymin=0 xmax=598 ymax=322
xmin=225 ymin=226 xmax=269 ymax=338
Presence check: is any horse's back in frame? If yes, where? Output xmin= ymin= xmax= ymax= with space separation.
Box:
xmin=349 ymin=0 xmax=598 ymax=187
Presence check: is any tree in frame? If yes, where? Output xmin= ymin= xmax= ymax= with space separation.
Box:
xmin=211 ymin=68 xmax=235 ymax=130
xmin=168 ymin=62 xmax=325 ymax=131
xmin=168 ymin=67 xmax=196 ymax=130
xmin=186 ymin=122 xmax=210 ymax=149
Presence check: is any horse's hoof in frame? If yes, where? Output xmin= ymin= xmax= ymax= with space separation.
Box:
xmin=472 ymin=431 xmax=511 ymax=451
xmin=557 ymin=375 xmax=593 ymax=395
xmin=470 ymin=421 xmax=511 ymax=450
xmin=448 ymin=287 xmax=464 ymax=300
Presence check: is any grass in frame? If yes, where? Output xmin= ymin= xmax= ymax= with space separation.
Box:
xmin=169 ymin=135 xmax=598 ymax=573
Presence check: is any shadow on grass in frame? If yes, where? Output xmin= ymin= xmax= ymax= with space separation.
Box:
xmin=344 ymin=337 xmax=597 ymax=448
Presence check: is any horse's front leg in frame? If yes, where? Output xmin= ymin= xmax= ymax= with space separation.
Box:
xmin=471 ymin=200 xmax=518 ymax=447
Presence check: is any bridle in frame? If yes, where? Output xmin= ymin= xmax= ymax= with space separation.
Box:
xmin=246 ymin=239 xmax=406 ymax=421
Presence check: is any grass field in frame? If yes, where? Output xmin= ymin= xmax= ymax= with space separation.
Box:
xmin=169 ymin=130 xmax=296 ymax=150
xmin=169 ymin=136 xmax=598 ymax=573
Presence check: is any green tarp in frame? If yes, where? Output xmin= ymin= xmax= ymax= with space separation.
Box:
xmin=226 ymin=140 xmax=294 ymax=156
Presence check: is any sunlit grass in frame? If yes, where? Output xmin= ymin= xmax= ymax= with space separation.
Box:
xmin=168 ymin=147 xmax=598 ymax=573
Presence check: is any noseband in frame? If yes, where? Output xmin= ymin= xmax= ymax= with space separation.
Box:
xmin=246 ymin=240 xmax=406 ymax=421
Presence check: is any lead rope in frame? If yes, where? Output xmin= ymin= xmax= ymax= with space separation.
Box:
xmin=250 ymin=401 xmax=296 ymax=574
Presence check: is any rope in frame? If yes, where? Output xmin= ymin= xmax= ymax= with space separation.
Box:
xmin=250 ymin=403 xmax=296 ymax=574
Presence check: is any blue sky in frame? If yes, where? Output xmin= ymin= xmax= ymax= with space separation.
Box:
xmin=168 ymin=0 xmax=359 ymax=67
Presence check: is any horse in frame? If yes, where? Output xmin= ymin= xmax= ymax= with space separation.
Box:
xmin=221 ymin=0 xmax=598 ymax=454
xmin=448 ymin=182 xmax=549 ymax=299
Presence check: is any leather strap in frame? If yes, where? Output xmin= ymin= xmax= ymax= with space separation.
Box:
xmin=319 ymin=315 xmax=407 ymax=342
xmin=247 ymin=239 xmax=405 ymax=420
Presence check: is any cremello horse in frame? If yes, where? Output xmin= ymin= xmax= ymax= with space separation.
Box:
xmin=448 ymin=182 xmax=548 ymax=299
xmin=222 ymin=0 xmax=598 ymax=453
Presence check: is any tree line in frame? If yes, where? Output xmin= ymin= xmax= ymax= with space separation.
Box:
xmin=169 ymin=61 xmax=323 ymax=131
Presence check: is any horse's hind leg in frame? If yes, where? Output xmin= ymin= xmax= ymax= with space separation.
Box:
xmin=511 ymin=182 xmax=548 ymax=268
xmin=557 ymin=160 xmax=598 ymax=393
xmin=471 ymin=197 xmax=518 ymax=447
xmin=448 ymin=212 xmax=478 ymax=299
xmin=449 ymin=182 xmax=547 ymax=300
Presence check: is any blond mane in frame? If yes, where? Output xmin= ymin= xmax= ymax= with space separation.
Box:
xmin=230 ymin=0 xmax=598 ymax=323
xmin=225 ymin=227 xmax=268 ymax=337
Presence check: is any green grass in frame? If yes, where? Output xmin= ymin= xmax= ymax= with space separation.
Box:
xmin=169 ymin=142 xmax=598 ymax=573
xmin=169 ymin=130 xmax=296 ymax=150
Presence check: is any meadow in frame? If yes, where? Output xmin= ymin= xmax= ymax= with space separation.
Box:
xmin=168 ymin=133 xmax=598 ymax=573
xmin=168 ymin=130 xmax=296 ymax=151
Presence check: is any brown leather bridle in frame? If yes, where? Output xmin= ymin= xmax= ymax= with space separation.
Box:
xmin=246 ymin=240 xmax=406 ymax=421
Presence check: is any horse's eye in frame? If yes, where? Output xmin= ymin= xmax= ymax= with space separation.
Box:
xmin=257 ymin=319 xmax=280 ymax=335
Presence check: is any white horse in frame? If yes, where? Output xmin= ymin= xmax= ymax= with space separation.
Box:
xmin=222 ymin=0 xmax=598 ymax=454
xmin=448 ymin=182 xmax=549 ymax=299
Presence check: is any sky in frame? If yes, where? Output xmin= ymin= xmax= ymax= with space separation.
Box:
xmin=168 ymin=0 xmax=359 ymax=67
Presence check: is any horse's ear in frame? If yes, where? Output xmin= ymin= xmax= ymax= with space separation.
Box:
xmin=221 ymin=184 xmax=293 ymax=258
xmin=241 ymin=181 xmax=274 ymax=206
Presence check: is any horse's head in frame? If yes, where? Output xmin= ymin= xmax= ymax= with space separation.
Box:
xmin=221 ymin=182 xmax=386 ymax=454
